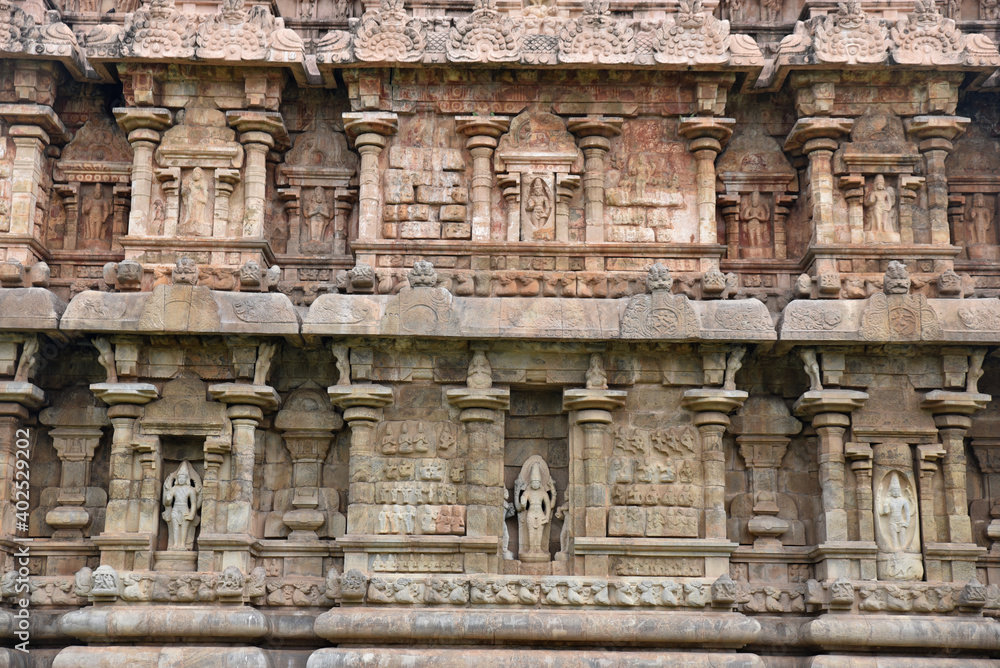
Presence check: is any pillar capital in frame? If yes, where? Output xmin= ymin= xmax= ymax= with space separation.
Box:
xmin=446 ymin=387 xmax=510 ymax=417
xmin=329 ymin=384 xmax=394 ymax=414
xmin=113 ymin=106 xmax=172 ymax=134
xmin=208 ymin=383 xmax=280 ymax=412
xmin=921 ymin=389 xmax=990 ymax=417
xmin=455 ymin=115 xmax=511 ymax=142
xmin=678 ymin=116 xmax=735 ymax=147
xmin=783 ymin=117 xmax=853 ymax=156
xmin=681 ymin=388 xmax=747 ymax=417
xmin=793 ymin=389 xmax=868 ymax=418
xmin=562 ymin=388 xmax=627 ymax=417
xmin=226 ymin=109 xmax=288 ymax=147
xmin=567 ymin=116 xmax=623 ymax=140
xmin=90 ymin=382 xmax=159 ymax=407
xmin=0 ymin=103 xmax=67 ymax=143
xmin=905 ymin=115 xmax=970 ymax=143
xmin=343 ymin=112 xmax=399 ymax=142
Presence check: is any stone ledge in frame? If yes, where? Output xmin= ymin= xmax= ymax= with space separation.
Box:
xmin=58 ymin=606 xmax=270 ymax=642
xmin=307 ymin=648 xmax=767 ymax=668
xmin=312 ymin=608 xmax=761 ymax=648
xmin=53 ymin=646 xmax=272 ymax=668
xmin=800 ymin=614 xmax=1000 ymax=652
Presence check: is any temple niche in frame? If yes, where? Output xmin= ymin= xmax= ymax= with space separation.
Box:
xmin=152 ymin=107 xmax=245 ymax=240
xmin=833 ymin=110 xmax=924 ymax=245
xmin=604 ymin=119 xmax=691 ymax=244
xmin=717 ymin=125 xmax=797 ymax=259
xmin=946 ymin=124 xmax=1000 ymax=260
xmin=276 ymin=124 xmax=358 ymax=256
xmin=51 ymin=113 xmax=133 ymax=252
xmin=495 ymin=111 xmax=582 ymax=243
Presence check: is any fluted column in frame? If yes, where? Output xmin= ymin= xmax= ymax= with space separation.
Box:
xmin=344 ymin=112 xmax=398 ymax=265
xmin=784 ymin=118 xmax=854 ymax=246
xmin=794 ymin=389 xmax=869 ymax=580
xmin=207 ymin=383 xmax=280 ymax=571
xmin=114 ymin=107 xmax=171 ymax=236
xmin=681 ymin=389 xmax=747 ymax=540
xmin=907 ymin=116 xmax=969 ymax=247
xmin=329 ymin=384 xmax=393 ymax=571
xmin=679 ymin=117 xmax=734 ymax=245
xmin=90 ymin=383 xmax=158 ymax=570
xmin=456 ymin=116 xmax=510 ymax=241
xmin=568 ymin=117 xmax=623 ymax=244
xmin=447 ymin=386 xmax=509 ymax=572
xmin=227 ymin=111 xmax=286 ymax=240
xmin=921 ymin=390 xmax=990 ymax=581
xmin=563 ymin=389 xmax=626 ymax=573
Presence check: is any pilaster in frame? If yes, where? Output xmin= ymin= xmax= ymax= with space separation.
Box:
xmin=344 ymin=112 xmax=398 ymax=265
xmin=679 ymin=117 xmax=735 ymax=247
xmin=456 ymin=116 xmax=510 ymax=242
xmin=113 ymin=107 xmax=172 ymax=237
xmin=567 ymin=117 xmax=623 ymax=244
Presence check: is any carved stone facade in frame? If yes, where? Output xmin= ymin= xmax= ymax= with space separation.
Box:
xmin=5 ymin=0 xmax=1000 ymax=665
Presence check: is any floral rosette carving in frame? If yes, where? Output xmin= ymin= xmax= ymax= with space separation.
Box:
xmin=122 ymin=0 xmax=196 ymax=59
xmin=197 ymin=0 xmax=267 ymax=60
xmin=890 ymin=0 xmax=962 ymax=65
xmin=811 ymin=0 xmax=888 ymax=65
xmin=447 ymin=0 xmax=522 ymax=63
xmin=558 ymin=0 xmax=635 ymax=65
xmin=353 ymin=0 xmax=425 ymax=63
xmin=653 ymin=0 xmax=730 ymax=65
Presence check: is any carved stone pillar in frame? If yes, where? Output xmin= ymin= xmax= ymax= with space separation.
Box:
xmin=114 ymin=107 xmax=172 ymax=236
xmin=555 ymin=174 xmax=580 ymax=243
xmin=793 ymin=389 xmax=868 ymax=580
xmin=784 ymin=118 xmax=854 ymax=246
xmin=329 ymin=384 xmax=393 ymax=571
xmin=456 ymin=116 xmax=510 ymax=241
xmin=921 ymin=390 xmax=990 ymax=581
xmin=839 ymin=175 xmax=865 ymax=245
xmin=906 ymin=116 xmax=969 ymax=246
xmin=90 ymin=382 xmax=159 ymax=571
xmin=38 ymin=397 xmax=108 ymax=541
xmin=447 ymin=385 xmax=510 ymax=573
xmin=227 ymin=111 xmax=286 ymax=240
xmin=344 ymin=112 xmax=398 ymax=265
xmin=498 ymin=173 xmax=521 ymax=242
xmin=563 ymin=389 xmax=627 ymax=563
xmin=681 ymin=389 xmax=747 ymax=540
xmin=718 ymin=194 xmax=741 ymax=259
xmin=206 ymin=383 xmax=280 ymax=572
xmin=898 ymin=175 xmax=925 ymax=245
xmin=568 ymin=117 xmax=623 ymax=243
xmin=0 ymin=379 xmax=45 ymax=566
xmin=845 ymin=442 xmax=874 ymax=544
xmin=679 ymin=117 xmax=735 ymax=245
xmin=915 ymin=443 xmax=946 ymax=580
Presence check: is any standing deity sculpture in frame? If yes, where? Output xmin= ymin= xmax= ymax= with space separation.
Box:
xmin=81 ymin=183 xmax=113 ymax=243
xmin=741 ymin=191 xmax=770 ymax=248
xmin=967 ymin=193 xmax=993 ymax=245
xmin=524 ymin=177 xmax=554 ymax=241
xmin=161 ymin=461 xmax=203 ymax=551
xmin=304 ymin=186 xmax=332 ymax=244
xmin=180 ymin=168 xmax=210 ymax=236
xmin=761 ymin=0 xmax=783 ymax=21
xmin=514 ymin=456 xmax=557 ymax=562
xmin=865 ymin=175 xmax=897 ymax=242
xmin=878 ymin=473 xmax=912 ymax=552
xmin=585 ymin=353 xmax=608 ymax=390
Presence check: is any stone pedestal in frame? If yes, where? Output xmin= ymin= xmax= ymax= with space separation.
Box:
xmin=794 ymin=389 xmax=869 ymax=580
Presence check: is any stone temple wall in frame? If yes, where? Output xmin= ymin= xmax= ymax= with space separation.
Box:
xmin=4 ymin=0 xmax=1000 ymax=664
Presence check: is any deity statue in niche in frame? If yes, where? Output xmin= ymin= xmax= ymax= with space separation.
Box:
xmin=865 ymin=175 xmax=897 ymax=242
xmin=967 ymin=193 xmax=994 ymax=245
xmin=180 ymin=167 xmax=210 ymax=236
xmin=81 ymin=183 xmax=113 ymax=244
xmin=161 ymin=461 xmax=203 ymax=551
xmin=150 ymin=199 xmax=166 ymax=236
xmin=514 ymin=455 xmax=557 ymax=562
xmin=740 ymin=191 xmax=770 ymax=248
xmin=878 ymin=472 xmax=912 ymax=551
xmin=761 ymin=0 xmax=783 ymax=22
xmin=523 ymin=176 xmax=554 ymax=241
xmin=303 ymin=186 xmax=333 ymax=244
